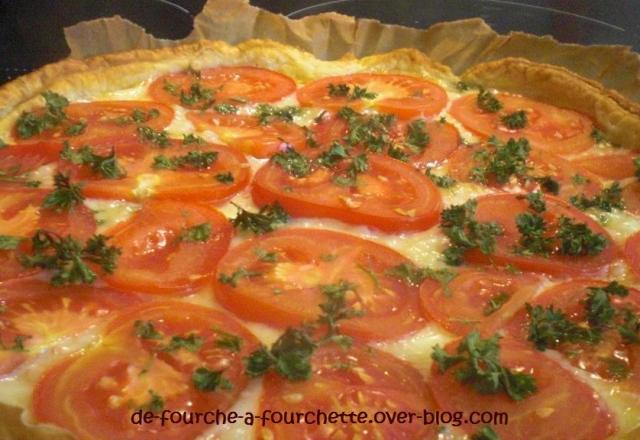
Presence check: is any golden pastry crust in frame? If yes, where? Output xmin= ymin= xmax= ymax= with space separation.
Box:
xmin=463 ymin=57 xmax=640 ymax=149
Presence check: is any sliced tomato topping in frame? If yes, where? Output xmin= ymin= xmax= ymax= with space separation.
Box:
xmin=260 ymin=344 xmax=438 ymax=439
xmin=0 ymin=141 xmax=61 ymax=178
xmin=0 ymin=278 xmax=140 ymax=376
xmin=33 ymin=301 xmax=260 ymax=440
xmin=572 ymin=152 xmax=638 ymax=180
xmin=252 ymin=155 xmax=442 ymax=232
xmin=104 ymin=201 xmax=232 ymax=294
xmin=214 ymin=228 xmax=426 ymax=341
xmin=307 ymin=112 xmax=461 ymax=168
xmin=297 ymin=73 xmax=448 ymax=118
xmin=187 ymin=112 xmax=305 ymax=158
xmin=449 ymin=93 xmax=594 ymax=154
xmin=14 ymin=101 xmax=174 ymax=143
xmin=465 ymin=194 xmax=616 ymax=276
xmin=429 ymin=338 xmax=616 ymax=440
xmin=622 ymin=181 xmax=640 ymax=216
xmin=148 ymin=66 xmax=297 ymax=108
xmin=0 ymin=187 xmax=96 ymax=282
xmin=506 ymin=279 xmax=640 ymax=387
xmin=447 ymin=144 xmax=603 ymax=201
xmin=624 ymin=231 xmax=640 ymax=278
xmin=420 ymin=268 xmax=541 ymax=336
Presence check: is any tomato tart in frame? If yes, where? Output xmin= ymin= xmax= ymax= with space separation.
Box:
xmin=0 ymin=37 xmax=639 ymax=440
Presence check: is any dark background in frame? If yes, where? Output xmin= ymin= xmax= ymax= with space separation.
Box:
xmin=0 ymin=0 xmax=638 ymax=84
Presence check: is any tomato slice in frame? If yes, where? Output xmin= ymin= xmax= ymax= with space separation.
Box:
xmin=0 ymin=278 xmax=140 ymax=376
xmin=622 ymin=181 xmax=640 ymax=216
xmin=447 ymin=144 xmax=603 ymax=202
xmin=505 ymin=279 xmax=640 ymax=387
xmin=148 ymin=66 xmax=297 ymax=108
xmin=14 ymin=101 xmax=174 ymax=143
xmin=187 ymin=111 xmax=306 ymax=158
xmin=572 ymin=152 xmax=638 ymax=180
xmin=297 ymin=73 xmax=448 ymax=118
xmin=0 ymin=141 xmax=61 ymax=177
xmin=252 ymin=155 xmax=442 ymax=232
xmin=449 ymin=93 xmax=594 ymax=154
xmin=104 ymin=201 xmax=232 ymax=294
xmin=624 ymin=231 xmax=640 ymax=278
xmin=214 ymin=228 xmax=426 ymax=341
xmin=420 ymin=269 xmax=541 ymax=336
xmin=465 ymin=194 xmax=616 ymax=276
xmin=0 ymin=187 xmax=96 ymax=282
xmin=260 ymin=344 xmax=438 ymax=439
xmin=308 ymin=112 xmax=461 ymax=168
xmin=33 ymin=301 xmax=260 ymax=440
xmin=428 ymin=338 xmax=616 ymax=440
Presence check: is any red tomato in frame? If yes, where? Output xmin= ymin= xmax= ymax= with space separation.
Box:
xmin=0 ymin=278 xmax=140 ymax=376
xmin=297 ymin=73 xmax=448 ymax=118
xmin=187 ymin=112 xmax=306 ymax=158
xmin=0 ymin=141 xmax=61 ymax=176
xmin=420 ymin=268 xmax=541 ymax=336
xmin=148 ymin=66 xmax=297 ymax=108
xmin=505 ymin=279 xmax=640 ymax=387
xmin=33 ymin=301 xmax=261 ymax=440
xmin=214 ymin=228 xmax=426 ymax=341
xmin=308 ymin=112 xmax=461 ymax=168
xmin=465 ymin=194 xmax=616 ymax=276
xmin=428 ymin=338 xmax=616 ymax=440
xmin=14 ymin=101 xmax=174 ymax=143
xmin=104 ymin=201 xmax=232 ymax=294
xmin=447 ymin=144 xmax=603 ymax=201
xmin=449 ymin=93 xmax=594 ymax=154
xmin=624 ymin=231 xmax=640 ymax=278
xmin=622 ymin=181 xmax=640 ymax=216
xmin=0 ymin=187 xmax=96 ymax=282
xmin=252 ymin=155 xmax=442 ymax=232
xmin=259 ymin=345 xmax=438 ymax=439
xmin=573 ymin=152 xmax=638 ymax=180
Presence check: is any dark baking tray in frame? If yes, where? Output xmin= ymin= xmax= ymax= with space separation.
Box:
xmin=0 ymin=0 xmax=638 ymax=84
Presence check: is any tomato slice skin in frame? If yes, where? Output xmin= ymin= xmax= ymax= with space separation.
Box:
xmin=428 ymin=338 xmax=617 ymax=440
xmin=0 ymin=141 xmax=61 ymax=175
xmin=465 ymin=193 xmax=616 ymax=276
xmin=0 ymin=278 xmax=141 ymax=376
xmin=505 ymin=279 xmax=640 ymax=387
xmin=625 ymin=231 xmax=640 ymax=278
xmin=33 ymin=301 xmax=260 ymax=440
xmin=260 ymin=345 xmax=439 ymax=439
xmin=622 ymin=181 xmax=640 ymax=216
xmin=148 ymin=66 xmax=297 ymax=108
xmin=187 ymin=111 xmax=306 ymax=158
xmin=104 ymin=201 xmax=232 ymax=294
xmin=14 ymin=101 xmax=174 ymax=143
xmin=252 ymin=155 xmax=442 ymax=232
xmin=449 ymin=93 xmax=594 ymax=154
xmin=214 ymin=228 xmax=426 ymax=341
xmin=420 ymin=268 xmax=541 ymax=336
xmin=297 ymin=73 xmax=448 ymax=118
xmin=447 ymin=145 xmax=603 ymax=202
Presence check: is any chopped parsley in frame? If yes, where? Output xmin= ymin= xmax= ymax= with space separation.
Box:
xmin=65 ymin=121 xmax=87 ymax=136
xmin=327 ymin=83 xmax=377 ymax=101
xmin=470 ymin=137 xmax=531 ymax=184
xmin=440 ymin=199 xmax=504 ymax=266
xmin=385 ymin=263 xmax=457 ymax=295
xmin=272 ymin=147 xmax=312 ymax=178
xmin=591 ymin=128 xmax=607 ymax=144
xmin=483 ymin=292 xmax=510 ymax=316
xmin=134 ymin=320 xmax=162 ymax=340
xmin=0 ymin=235 xmax=22 ymax=250
xmin=231 ymin=202 xmax=289 ymax=235
xmin=180 ymin=82 xmax=215 ymax=108
xmin=405 ymin=119 xmax=430 ymax=151
xmin=426 ymin=168 xmax=457 ymax=188
xmin=0 ymin=335 xmax=29 ymax=352
xmin=142 ymin=390 xmax=164 ymax=412
xmin=476 ymin=89 xmax=503 ymax=113
xmin=179 ymin=223 xmax=211 ymax=243
xmin=500 ymin=110 xmax=528 ymax=129
xmin=153 ymin=150 xmax=218 ymax=170
xmin=163 ymin=334 xmax=203 ymax=353
xmin=60 ymin=142 xmax=126 ymax=179
xmin=137 ymin=126 xmax=171 ymax=148
xmin=333 ymin=153 xmax=368 ymax=187
xmin=19 ymin=231 xmax=120 ymax=286
xmin=213 ymin=103 xmax=239 ymax=114
xmin=215 ymin=172 xmax=234 ymax=184
xmin=337 ymin=107 xmax=395 ymax=152
xmin=254 ymin=104 xmax=300 ymax=125
xmin=182 ymin=133 xmax=205 ymax=145
xmin=0 ymin=164 xmax=41 ymax=187
xmin=16 ymin=91 xmax=69 ymax=139
xmin=471 ymin=426 xmax=500 ymax=440
xmin=556 ymin=216 xmax=607 ymax=256
xmin=218 ymin=267 xmax=262 ymax=287
xmin=570 ymin=182 xmax=624 ymax=212
xmin=213 ymin=328 xmax=243 ymax=352
xmin=42 ymin=173 xmax=84 ymax=211
xmin=115 ymin=108 xmax=160 ymax=126
xmin=526 ymin=303 xmax=596 ymax=350
xmin=315 ymin=142 xmax=349 ymax=168
xmin=192 ymin=367 xmax=233 ymax=392
xmin=432 ymin=331 xmax=537 ymax=401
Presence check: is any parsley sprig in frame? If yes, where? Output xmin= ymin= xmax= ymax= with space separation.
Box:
xmin=42 ymin=173 xmax=84 ymax=211
xmin=60 ymin=142 xmax=126 ymax=179
xmin=231 ymin=202 xmax=289 ymax=235
xmin=153 ymin=151 xmax=218 ymax=170
xmin=327 ymin=83 xmax=377 ymax=101
xmin=570 ymin=182 xmax=624 ymax=212
xmin=16 ymin=91 xmax=69 ymax=139
xmin=470 ymin=137 xmax=531 ymax=184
